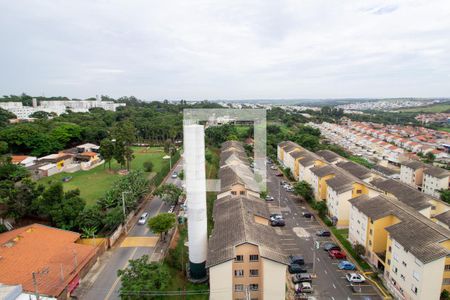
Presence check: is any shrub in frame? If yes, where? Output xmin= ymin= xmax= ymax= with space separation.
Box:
xmin=353 ymin=243 xmax=366 ymax=257
xmin=143 ymin=161 xmax=154 ymax=172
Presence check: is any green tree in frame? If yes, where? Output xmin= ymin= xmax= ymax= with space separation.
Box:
xmin=100 ymin=139 xmax=115 ymax=170
xmin=77 ymin=205 xmax=104 ymax=231
xmin=0 ymin=107 xmax=16 ymax=126
xmin=147 ymin=213 xmax=176 ymax=240
xmin=118 ymin=255 xmax=170 ymax=300
xmin=441 ymin=289 xmax=450 ymax=300
xmin=440 ymin=190 xmax=450 ymax=204
xmin=0 ymin=141 xmax=8 ymax=155
xmin=293 ymin=181 xmax=314 ymax=202
xmin=154 ymin=183 xmax=182 ymax=205
xmin=424 ymin=152 xmax=436 ymax=163
xmin=30 ymin=111 xmax=52 ymax=119
xmin=104 ymin=206 xmax=125 ymax=231
xmin=143 ymin=161 xmax=154 ymax=172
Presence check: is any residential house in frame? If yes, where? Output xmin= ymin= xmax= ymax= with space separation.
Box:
xmin=400 ymin=161 xmax=427 ymax=190
xmin=0 ymin=224 xmax=97 ymax=299
xmin=11 ymin=155 xmax=37 ymax=167
xmin=423 ymin=167 xmax=450 ymax=198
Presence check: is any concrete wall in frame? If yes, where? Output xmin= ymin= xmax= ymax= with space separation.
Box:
xmin=262 ymin=258 xmax=286 ymax=300
xmin=210 ymin=260 xmax=233 ymax=300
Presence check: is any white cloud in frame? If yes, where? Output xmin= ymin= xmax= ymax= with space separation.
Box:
xmin=0 ymin=0 xmax=450 ymax=100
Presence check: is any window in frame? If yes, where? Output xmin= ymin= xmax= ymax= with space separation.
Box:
xmin=388 ymin=246 xmax=392 ymax=252
xmin=393 ymin=267 xmax=398 ymax=274
xmin=411 ymin=284 xmax=418 ymax=295
xmin=249 ymin=284 xmax=259 ymax=291
xmin=356 ymin=189 xmax=362 ymax=194
xmin=400 ymin=274 xmax=405 ymax=281
xmin=413 ymin=270 xmax=420 ymax=281
xmin=402 ymin=261 xmax=407 ymax=267
xmin=240 ymin=191 xmax=245 ymax=195
xmin=249 ymin=255 xmax=259 ymax=262
xmin=235 ymin=255 xmax=244 ymax=262
xmin=443 ymin=278 xmax=450 ymax=285
xmin=445 ymin=265 xmax=450 ymax=271
xmin=369 ymin=240 xmax=372 ymax=246
xmin=235 ymin=284 xmax=244 ymax=292
xmin=369 ymin=229 xmax=373 ymax=235
xmin=387 ymin=259 xmax=391 ymax=265
xmin=231 ymin=191 xmax=237 ymax=195
xmin=249 ymin=269 xmax=259 ymax=277
xmin=393 ymin=253 xmax=399 ymax=262
xmin=234 ymin=269 xmax=244 ymax=277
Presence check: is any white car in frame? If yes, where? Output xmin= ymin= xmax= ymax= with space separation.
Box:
xmin=295 ymin=282 xmax=313 ymax=293
xmin=138 ymin=212 xmax=149 ymax=225
xmin=270 ymin=165 xmax=277 ymax=170
xmin=346 ymin=272 xmax=365 ymax=283
xmin=171 ymin=172 xmax=178 ymax=178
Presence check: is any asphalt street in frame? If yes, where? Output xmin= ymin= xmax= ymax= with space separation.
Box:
xmin=81 ymin=161 xmax=184 ymax=300
xmin=266 ymin=164 xmax=381 ymax=300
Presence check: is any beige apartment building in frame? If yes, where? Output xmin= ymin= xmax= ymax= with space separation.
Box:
xmin=349 ymin=194 xmax=450 ymax=300
xmin=207 ymin=195 xmax=288 ymax=300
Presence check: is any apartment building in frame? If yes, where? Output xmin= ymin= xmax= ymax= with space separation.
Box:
xmin=349 ymin=195 xmax=450 ymax=300
xmin=423 ymin=167 xmax=450 ymax=198
xmin=208 ymin=142 xmax=287 ymax=300
xmin=400 ymin=161 xmax=450 ymax=198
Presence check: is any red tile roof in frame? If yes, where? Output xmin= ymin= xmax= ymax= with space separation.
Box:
xmin=11 ymin=155 xmax=29 ymax=164
xmin=0 ymin=224 xmax=96 ymax=297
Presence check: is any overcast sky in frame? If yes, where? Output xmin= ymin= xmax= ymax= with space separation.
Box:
xmin=1 ymin=0 xmax=450 ymax=100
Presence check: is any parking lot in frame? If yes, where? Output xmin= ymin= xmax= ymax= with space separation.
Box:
xmin=266 ymin=164 xmax=382 ymax=300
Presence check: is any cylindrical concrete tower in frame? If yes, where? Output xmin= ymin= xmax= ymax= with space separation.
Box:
xmin=184 ymin=124 xmax=207 ymax=279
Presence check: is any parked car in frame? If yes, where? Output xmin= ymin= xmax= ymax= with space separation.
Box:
xmin=322 ymin=242 xmax=340 ymax=252
xmin=270 ymin=214 xmax=283 ymax=221
xmin=265 ymin=195 xmax=275 ymax=201
xmin=275 ymin=172 xmax=283 ymax=177
xmin=291 ymin=273 xmax=312 ymax=284
xmin=270 ymin=165 xmax=277 ymax=170
xmin=289 ymin=255 xmax=305 ymax=266
xmin=316 ymin=230 xmax=331 ymax=237
xmin=288 ymin=264 xmax=308 ymax=274
xmin=138 ymin=212 xmax=149 ymax=225
xmin=338 ymin=261 xmax=356 ymax=270
xmin=346 ymin=272 xmax=366 ymax=283
xmin=295 ymin=282 xmax=313 ymax=293
xmin=171 ymin=172 xmax=178 ymax=178
xmin=271 ymin=219 xmax=285 ymax=227
xmin=302 ymin=212 xmax=313 ymax=218
xmin=328 ymin=249 xmax=346 ymax=259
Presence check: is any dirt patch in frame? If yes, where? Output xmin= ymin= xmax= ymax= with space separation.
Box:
xmin=117 ymin=169 xmax=129 ymax=176
xmin=137 ymin=148 xmax=164 ymax=154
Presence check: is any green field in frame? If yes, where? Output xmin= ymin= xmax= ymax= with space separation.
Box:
xmin=399 ymin=103 xmax=450 ymax=113
xmin=38 ymin=147 xmax=167 ymax=205
xmin=438 ymin=127 xmax=450 ymax=133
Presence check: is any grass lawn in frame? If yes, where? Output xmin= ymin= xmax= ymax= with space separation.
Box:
xmin=38 ymin=147 xmax=166 ymax=206
xmin=399 ymin=103 xmax=450 ymax=113
xmin=331 ymin=227 xmax=371 ymax=271
xmin=438 ymin=127 xmax=450 ymax=133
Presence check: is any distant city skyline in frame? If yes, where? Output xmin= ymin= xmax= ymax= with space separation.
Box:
xmin=1 ymin=1 xmax=450 ymax=100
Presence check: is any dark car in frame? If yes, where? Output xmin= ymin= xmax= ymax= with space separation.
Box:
xmin=289 ymin=255 xmax=305 ymax=266
xmin=270 ymin=214 xmax=283 ymax=221
xmin=271 ymin=219 xmax=285 ymax=227
xmin=291 ymin=273 xmax=312 ymax=284
xmin=322 ymin=242 xmax=341 ymax=252
xmin=316 ymin=229 xmax=331 ymax=237
xmin=302 ymin=212 xmax=312 ymax=218
xmin=288 ymin=264 xmax=308 ymax=274
xmin=275 ymin=172 xmax=283 ymax=177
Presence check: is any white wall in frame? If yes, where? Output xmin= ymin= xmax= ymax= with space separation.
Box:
xmin=209 ymin=261 xmax=233 ymax=300
xmin=262 ymin=258 xmax=286 ymax=300
xmin=349 ymin=205 xmax=368 ymax=248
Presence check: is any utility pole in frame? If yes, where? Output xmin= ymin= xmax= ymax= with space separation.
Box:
xmin=32 ymin=268 xmax=49 ymax=300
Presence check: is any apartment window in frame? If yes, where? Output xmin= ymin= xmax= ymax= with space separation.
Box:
xmin=369 ymin=229 xmax=373 ymax=235
xmin=235 ymin=284 xmax=244 ymax=292
xmin=413 ymin=270 xmax=420 ymax=281
xmin=387 ymin=259 xmax=391 ymax=265
xmin=369 ymin=240 xmax=372 ymax=246
xmin=240 ymin=191 xmax=245 ymax=195
xmin=402 ymin=261 xmax=407 ymax=267
xmin=411 ymin=285 xmax=418 ymax=295
xmin=249 ymin=269 xmax=259 ymax=277
xmin=356 ymin=190 xmax=362 ymax=194
xmin=231 ymin=191 xmax=237 ymax=195
xmin=400 ymin=274 xmax=405 ymax=281
xmin=388 ymin=246 xmax=392 ymax=252
xmin=446 ymin=265 xmax=450 ymax=271
xmin=234 ymin=269 xmax=244 ymax=277
xmin=249 ymin=255 xmax=259 ymax=262
xmin=443 ymin=278 xmax=450 ymax=285
xmin=249 ymin=284 xmax=259 ymax=291
xmin=393 ymin=267 xmax=398 ymax=274
xmin=250 ymin=298 xmax=258 ymax=300
xmin=235 ymin=255 xmax=244 ymax=262
xmin=393 ymin=253 xmax=399 ymax=262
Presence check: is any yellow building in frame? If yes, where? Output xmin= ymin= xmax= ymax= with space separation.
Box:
xmin=349 ymin=195 xmax=450 ymax=300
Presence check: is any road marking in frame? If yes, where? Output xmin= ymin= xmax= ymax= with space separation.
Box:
xmin=120 ymin=237 xmax=159 ymax=247
xmin=282 ymin=243 xmax=297 ymax=246
xmin=317 ymin=257 xmax=320 ymax=262
xmin=280 ymin=238 xmax=295 ymax=241
xmin=284 ymin=248 xmax=300 ymax=251
xmin=331 ymin=297 xmax=335 ymax=300
xmin=324 ymin=270 xmax=327 ymax=274
xmin=333 ymin=283 xmax=336 ymax=289
xmin=105 ymin=247 xmax=138 ymax=300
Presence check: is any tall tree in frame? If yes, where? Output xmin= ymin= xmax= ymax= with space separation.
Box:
xmin=147 ymin=213 xmax=176 ymax=241
xmin=154 ymin=184 xmax=182 ymax=205
xmin=118 ymin=255 xmax=170 ymax=300
xmin=100 ymin=138 xmax=115 ymax=170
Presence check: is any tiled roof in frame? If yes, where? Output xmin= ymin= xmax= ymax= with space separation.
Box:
xmin=424 ymin=166 xmax=450 ymax=179
xmin=335 ymin=161 xmax=372 ymax=180
xmin=0 ymin=224 xmax=96 ymax=296
xmin=435 ymin=210 xmax=450 ymax=228
xmin=350 ymin=195 xmax=450 ymax=264
xmin=206 ymin=195 xmax=288 ymax=268
xmin=316 ymin=150 xmax=341 ymax=163
xmin=401 ymin=160 xmax=427 ymax=170
xmin=11 ymin=155 xmax=29 ymax=164
xmin=326 ymin=175 xmax=354 ymax=193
